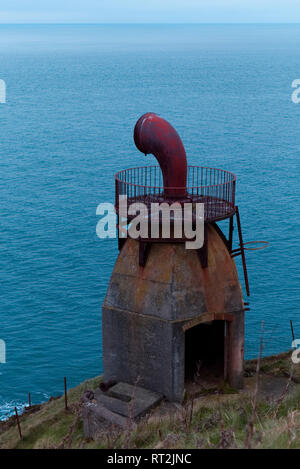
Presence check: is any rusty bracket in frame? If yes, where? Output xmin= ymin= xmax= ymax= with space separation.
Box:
xmin=118 ymin=237 xmax=126 ymax=251
xmin=139 ymin=241 xmax=151 ymax=267
xmin=117 ymin=214 xmax=127 ymax=251
xmin=197 ymin=223 xmax=208 ymax=268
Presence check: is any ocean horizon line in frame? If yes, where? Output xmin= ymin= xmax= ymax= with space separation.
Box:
xmin=0 ymin=22 xmax=300 ymax=25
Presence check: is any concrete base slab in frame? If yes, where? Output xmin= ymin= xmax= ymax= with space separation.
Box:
xmin=82 ymin=401 xmax=129 ymax=439
xmin=82 ymin=382 xmax=163 ymax=439
xmin=95 ymin=382 xmax=163 ymax=419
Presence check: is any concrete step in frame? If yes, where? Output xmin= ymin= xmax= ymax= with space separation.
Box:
xmin=82 ymin=382 xmax=163 ymax=438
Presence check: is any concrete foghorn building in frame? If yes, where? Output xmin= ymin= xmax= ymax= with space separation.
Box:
xmin=102 ymin=113 xmax=248 ymax=402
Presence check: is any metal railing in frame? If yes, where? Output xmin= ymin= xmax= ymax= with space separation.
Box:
xmin=115 ymin=165 xmax=236 ymax=222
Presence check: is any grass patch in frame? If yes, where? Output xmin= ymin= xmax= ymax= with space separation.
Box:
xmin=1 ymin=352 xmax=300 ymax=449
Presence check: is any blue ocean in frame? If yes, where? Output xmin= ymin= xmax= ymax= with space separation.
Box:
xmin=0 ymin=24 xmax=299 ymax=419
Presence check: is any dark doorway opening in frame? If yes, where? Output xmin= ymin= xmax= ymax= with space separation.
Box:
xmin=185 ymin=320 xmax=226 ymax=386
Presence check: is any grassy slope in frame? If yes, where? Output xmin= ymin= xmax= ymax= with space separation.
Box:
xmin=1 ymin=352 xmax=300 ymax=449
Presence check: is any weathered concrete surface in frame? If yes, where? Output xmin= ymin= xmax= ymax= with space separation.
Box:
xmin=82 ymin=383 xmax=162 ymax=437
xmin=94 ymin=383 xmax=163 ymax=419
xmin=102 ymin=223 xmax=245 ymax=402
xmin=102 ymin=307 xmax=184 ymax=400
xmin=104 ymin=224 xmax=243 ymax=321
xmin=82 ymin=401 xmax=130 ymax=438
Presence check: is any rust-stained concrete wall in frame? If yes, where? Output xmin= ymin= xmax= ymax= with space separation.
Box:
xmin=102 ymin=224 xmax=244 ymax=401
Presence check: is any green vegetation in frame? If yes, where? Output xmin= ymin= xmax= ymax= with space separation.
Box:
xmin=1 ymin=352 xmax=300 ymax=449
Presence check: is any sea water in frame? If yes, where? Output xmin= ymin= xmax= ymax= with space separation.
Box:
xmin=0 ymin=24 xmax=299 ymax=418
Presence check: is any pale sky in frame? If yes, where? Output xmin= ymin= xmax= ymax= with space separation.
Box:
xmin=0 ymin=0 xmax=300 ymax=23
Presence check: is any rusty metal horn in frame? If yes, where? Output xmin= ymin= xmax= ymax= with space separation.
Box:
xmin=134 ymin=112 xmax=187 ymax=198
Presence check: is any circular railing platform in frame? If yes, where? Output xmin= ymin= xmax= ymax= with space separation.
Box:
xmin=115 ymin=166 xmax=236 ymax=223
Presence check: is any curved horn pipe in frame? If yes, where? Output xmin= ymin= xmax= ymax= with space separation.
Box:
xmin=134 ymin=113 xmax=187 ymax=198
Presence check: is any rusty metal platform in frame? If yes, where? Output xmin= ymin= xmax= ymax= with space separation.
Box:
xmin=115 ymin=165 xmax=236 ymax=223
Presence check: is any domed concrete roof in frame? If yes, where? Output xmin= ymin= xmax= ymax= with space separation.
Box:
xmin=103 ymin=224 xmax=244 ymax=322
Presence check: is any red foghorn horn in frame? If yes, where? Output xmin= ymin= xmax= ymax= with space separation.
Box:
xmin=134 ymin=113 xmax=187 ymax=198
